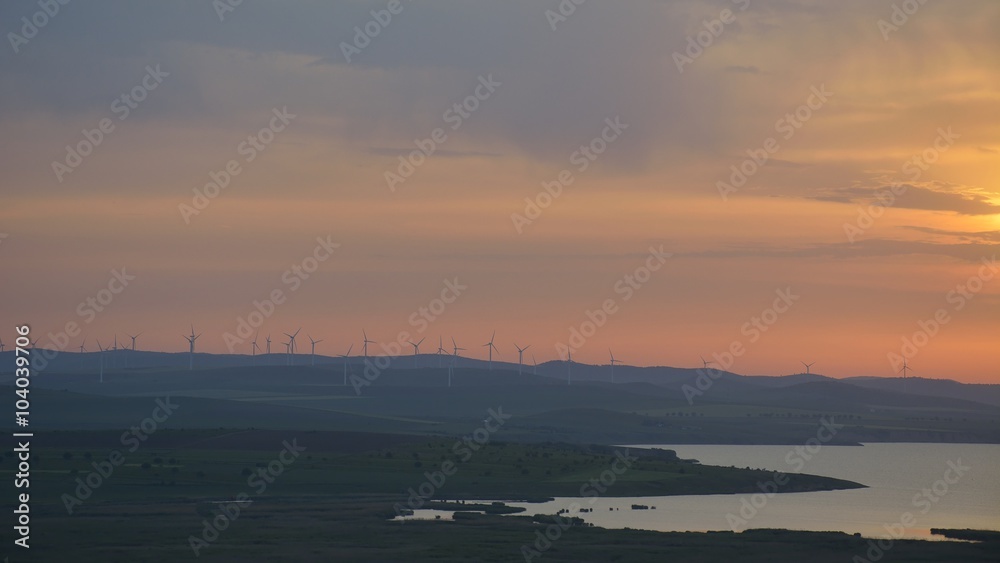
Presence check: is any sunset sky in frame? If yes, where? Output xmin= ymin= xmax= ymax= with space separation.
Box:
xmin=1 ymin=0 xmax=997 ymax=382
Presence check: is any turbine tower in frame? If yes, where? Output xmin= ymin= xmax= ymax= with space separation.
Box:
xmin=514 ymin=343 xmax=530 ymax=375
xmin=436 ymin=336 xmax=447 ymax=368
xmin=408 ymin=337 xmax=425 ymax=368
xmin=899 ymin=359 xmax=913 ymax=393
xmin=284 ymin=328 xmax=301 ymax=366
xmin=450 ymin=338 xmax=465 ymax=387
xmin=251 ymin=331 xmax=260 ymax=366
xmin=78 ymin=339 xmax=86 ymax=353
xmin=610 ymin=349 xmax=621 ymax=383
xmin=183 ymin=326 xmax=200 ymax=370
xmin=338 ymin=344 xmax=354 ymax=386
xmin=127 ymin=332 xmax=141 ymax=351
xmin=0 ymin=337 xmax=5 ymax=352
xmin=483 ymin=330 xmax=498 ymax=370
xmin=362 ymin=330 xmax=375 ymax=366
xmin=266 ymin=334 xmax=272 ymax=355
xmin=567 ymin=349 xmax=573 ymax=385
xmin=308 ymin=335 xmax=323 ymax=366
xmin=532 ymin=353 xmax=537 ymax=375
xmin=96 ymin=339 xmax=106 ymax=383
xmin=801 ymin=361 xmax=815 ymax=375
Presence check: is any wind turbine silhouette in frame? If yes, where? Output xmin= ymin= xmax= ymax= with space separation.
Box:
xmin=408 ymin=337 xmax=425 ymax=368
xmin=483 ymin=330 xmax=498 ymax=370
xmin=532 ymin=353 xmax=537 ymax=375
xmin=78 ymin=339 xmax=86 ymax=353
xmin=0 ymin=337 xmax=5 ymax=352
xmin=362 ymin=330 xmax=376 ymax=366
xmin=284 ymin=328 xmax=301 ymax=365
xmin=899 ymin=359 xmax=913 ymax=393
xmin=265 ymin=334 xmax=272 ymax=355
xmin=251 ymin=331 xmax=260 ymax=365
xmin=308 ymin=334 xmax=323 ymax=366
xmin=127 ymin=332 xmax=141 ymax=351
xmin=450 ymin=337 xmax=466 ymax=388
xmin=436 ymin=336 xmax=447 ymax=368
xmin=96 ymin=339 xmax=106 ymax=383
xmin=610 ymin=349 xmax=621 ymax=383
xmin=514 ymin=343 xmax=530 ymax=375
xmin=338 ymin=344 xmax=354 ymax=386
xmin=801 ymin=361 xmax=815 ymax=375
xmin=183 ymin=326 xmax=201 ymax=370
xmin=567 ymin=349 xmax=573 ymax=386
xmin=700 ymin=356 xmax=714 ymax=370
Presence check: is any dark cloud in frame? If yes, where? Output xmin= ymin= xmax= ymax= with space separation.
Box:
xmin=801 ymin=185 xmax=1000 ymax=216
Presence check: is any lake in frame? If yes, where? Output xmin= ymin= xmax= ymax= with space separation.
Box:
xmin=404 ymin=443 xmax=1000 ymax=539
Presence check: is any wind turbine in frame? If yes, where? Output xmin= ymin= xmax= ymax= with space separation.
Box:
xmin=78 ymin=339 xmax=86 ymax=353
xmin=700 ymin=356 xmax=714 ymax=370
xmin=437 ymin=336 xmax=447 ymax=368
xmin=532 ymin=353 xmax=537 ymax=375
xmin=899 ymin=359 xmax=913 ymax=393
xmin=251 ymin=331 xmax=260 ymax=366
xmin=408 ymin=337 xmax=425 ymax=368
xmin=96 ymin=339 xmax=106 ymax=383
xmin=284 ymin=328 xmax=301 ymax=365
xmin=308 ymin=335 xmax=323 ymax=367
xmin=283 ymin=339 xmax=292 ymax=365
xmin=514 ymin=343 xmax=530 ymax=375
xmin=183 ymin=326 xmax=200 ymax=370
xmin=801 ymin=361 xmax=815 ymax=375
xmin=123 ymin=332 xmax=141 ymax=368
xmin=610 ymin=350 xmax=621 ymax=383
xmin=450 ymin=338 xmax=465 ymax=388
xmin=0 ymin=337 xmax=5 ymax=352
xmin=338 ymin=344 xmax=354 ymax=386
xmin=362 ymin=330 xmax=375 ymax=366
xmin=483 ymin=330 xmax=498 ymax=370
xmin=265 ymin=334 xmax=272 ymax=355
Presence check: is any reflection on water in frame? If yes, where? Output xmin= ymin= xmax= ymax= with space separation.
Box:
xmin=398 ymin=443 xmax=1000 ymax=539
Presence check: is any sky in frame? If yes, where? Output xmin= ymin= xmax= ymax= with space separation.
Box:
xmin=0 ymin=0 xmax=998 ymax=382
